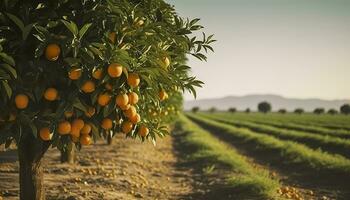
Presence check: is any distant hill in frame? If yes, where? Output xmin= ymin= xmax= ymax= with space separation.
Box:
xmin=184 ymin=94 xmax=349 ymax=112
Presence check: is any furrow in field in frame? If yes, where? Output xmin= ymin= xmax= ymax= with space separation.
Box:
xmin=199 ymin=113 xmax=350 ymax=159
xmin=187 ymin=113 xmax=350 ymax=199
xmin=176 ymin=115 xmax=284 ymax=199
xmin=209 ymin=113 xmax=350 ymax=139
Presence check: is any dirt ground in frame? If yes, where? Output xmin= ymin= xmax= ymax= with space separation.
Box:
xmin=0 ymin=134 xmax=212 ymax=200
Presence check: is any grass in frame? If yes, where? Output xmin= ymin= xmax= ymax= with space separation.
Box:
xmin=199 ymin=113 xmax=350 ymax=158
xmin=186 ymin=113 xmax=350 ymax=185
xmin=176 ymin=115 xmax=282 ymax=199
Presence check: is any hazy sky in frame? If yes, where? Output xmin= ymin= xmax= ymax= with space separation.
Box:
xmin=166 ymin=0 xmax=350 ymax=101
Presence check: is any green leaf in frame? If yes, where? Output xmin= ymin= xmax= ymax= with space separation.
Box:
xmin=0 ymin=52 xmax=15 ymax=66
xmin=6 ymin=13 xmax=24 ymax=32
xmin=79 ymin=23 xmax=92 ymax=39
xmin=22 ymin=23 xmax=34 ymax=41
xmin=1 ymin=81 xmax=12 ymax=98
xmin=1 ymin=63 xmax=17 ymax=78
xmin=61 ymin=20 xmax=79 ymax=36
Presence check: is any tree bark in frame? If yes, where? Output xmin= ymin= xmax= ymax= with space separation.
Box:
xmin=107 ymin=132 xmax=113 ymax=145
xmin=60 ymin=141 xmax=75 ymax=164
xmin=18 ymin=131 xmax=49 ymax=200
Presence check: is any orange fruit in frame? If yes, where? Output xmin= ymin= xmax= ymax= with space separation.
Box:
xmin=80 ymin=135 xmax=92 ymax=145
xmin=105 ymin=83 xmax=113 ymax=91
xmin=44 ymin=88 xmax=58 ymax=101
xmin=81 ymin=124 xmax=92 ymax=135
xmin=130 ymin=113 xmax=141 ymax=124
xmin=58 ymin=121 xmax=71 ymax=135
xmin=70 ymin=127 xmax=80 ymax=138
xmin=128 ymin=92 xmax=139 ymax=105
xmin=124 ymin=105 xmax=137 ymax=118
xmin=138 ymin=125 xmax=149 ymax=137
xmin=116 ymin=93 xmax=129 ymax=107
xmin=122 ymin=121 xmax=133 ymax=133
xmin=81 ymin=80 xmax=95 ymax=93
xmin=97 ymin=93 xmax=111 ymax=106
xmin=159 ymin=90 xmax=167 ymax=101
xmin=107 ymin=63 xmax=123 ymax=78
xmin=39 ymin=127 xmax=52 ymax=141
xmin=15 ymin=94 xmax=29 ymax=109
xmin=72 ymin=118 xmax=85 ymax=130
xmin=64 ymin=110 xmax=74 ymax=118
xmin=68 ymin=68 xmax=82 ymax=80
xmin=85 ymin=107 xmax=96 ymax=118
xmin=109 ymin=32 xmax=116 ymax=44
xmin=120 ymin=104 xmax=130 ymax=111
xmin=92 ymin=68 xmax=103 ymax=80
xmin=101 ymin=118 xmax=113 ymax=130
xmin=127 ymin=73 xmax=140 ymax=87
xmin=45 ymin=44 xmax=60 ymax=61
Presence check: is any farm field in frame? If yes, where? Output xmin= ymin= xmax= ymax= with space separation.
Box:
xmin=186 ymin=112 xmax=350 ymax=200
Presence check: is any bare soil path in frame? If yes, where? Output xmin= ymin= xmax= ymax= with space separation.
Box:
xmin=0 ymin=134 xmax=201 ymax=200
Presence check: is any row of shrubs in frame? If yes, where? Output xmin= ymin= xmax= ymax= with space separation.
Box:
xmin=191 ymin=102 xmax=350 ymax=115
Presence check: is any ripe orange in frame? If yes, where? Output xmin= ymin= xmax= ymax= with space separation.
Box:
xmin=68 ymin=68 xmax=82 ymax=80
xmin=72 ymin=118 xmax=85 ymax=130
xmin=58 ymin=121 xmax=71 ymax=135
xmin=122 ymin=121 xmax=133 ymax=133
xmin=130 ymin=113 xmax=141 ymax=124
xmin=159 ymin=90 xmax=167 ymax=101
xmin=15 ymin=94 xmax=29 ymax=109
xmin=45 ymin=44 xmax=60 ymax=61
xmin=39 ymin=127 xmax=52 ymax=141
xmin=124 ymin=105 xmax=137 ymax=118
xmin=85 ymin=107 xmax=96 ymax=118
xmin=109 ymin=32 xmax=116 ymax=44
xmin=70 ymin=127 xmax=80 ymax=138
xmin=128 ymin=92 xmax=139 ymax=105
xmin=80 ymin=135 xmax=92 ymax=145
xmin=81 ymin=80 xmax=95 ymax=93
xmin=119 ymin=104 xmax=130 ymax=111
xmin=101 ymin=118 xmax=113 ymax=130
xmin=64 ymin=110 xmax=74 ymax=118
xmin=97 ymin=93 xmax=111 ymax=106
xmin=116 ymin=93 xmax=129 ymax=107
xmin=138 ymin=125 xmax=149 ymax=137
xmin=44 ymin=88 xmax=58 ymax=101
xmin=81 ymin=124 xmax=92 ymax=135
xmin=127 ymin=73 xmax=140 ymax=88
xmin=107 ymin=63 xmax=123 ymax=78
xmin=92 ymin=68 xmax=103 ymax=80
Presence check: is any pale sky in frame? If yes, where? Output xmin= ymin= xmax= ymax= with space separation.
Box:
xmin=166 ymin=0 xmax=350 ymax=101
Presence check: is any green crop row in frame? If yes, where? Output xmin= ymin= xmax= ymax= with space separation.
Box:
xmin=177 ymin=115 xmax=282 ymax=199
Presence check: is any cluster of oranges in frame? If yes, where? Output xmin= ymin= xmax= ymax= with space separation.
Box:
xmin=11 ymin=42 xmax=171 ymax=145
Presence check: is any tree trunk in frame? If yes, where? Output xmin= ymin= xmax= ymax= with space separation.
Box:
xmin=107 ymin=132 xmax=113 ymax=145
xmin=60 ymin=142 xmax=75 ymax=164
xmin=18 ymin=131 xmax=49 ymax=200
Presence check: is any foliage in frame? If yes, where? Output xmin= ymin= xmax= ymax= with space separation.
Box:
xmin=327 ymin=109 xmax=338 ymax=115
xmin=228 ymin=107 xmax=236 ymax=113
xmin=0 ymin=0 xmax=214 ymax=150
xmin=294 ymin=108 xmax=304 ymax=114
xmin=340 ymin=104 xmax=350 ymax=115
xmin=277 ymin=109 xmax=286 ymax=114
xmin=257 ymin=101 xmax=271 ymax=113
xmin=245 ymin=108 xmax=251 ymax=113
xmin=191 ymin=106 xmax=199 ymax=113
xmin=208 ymin=107 xmax=216 ymax=113
xmin=313 ymin=108 xmax=325 ymax=115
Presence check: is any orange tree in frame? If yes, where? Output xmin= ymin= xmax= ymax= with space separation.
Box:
xmin=0 ymin=0 xmax=214 ymax=199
